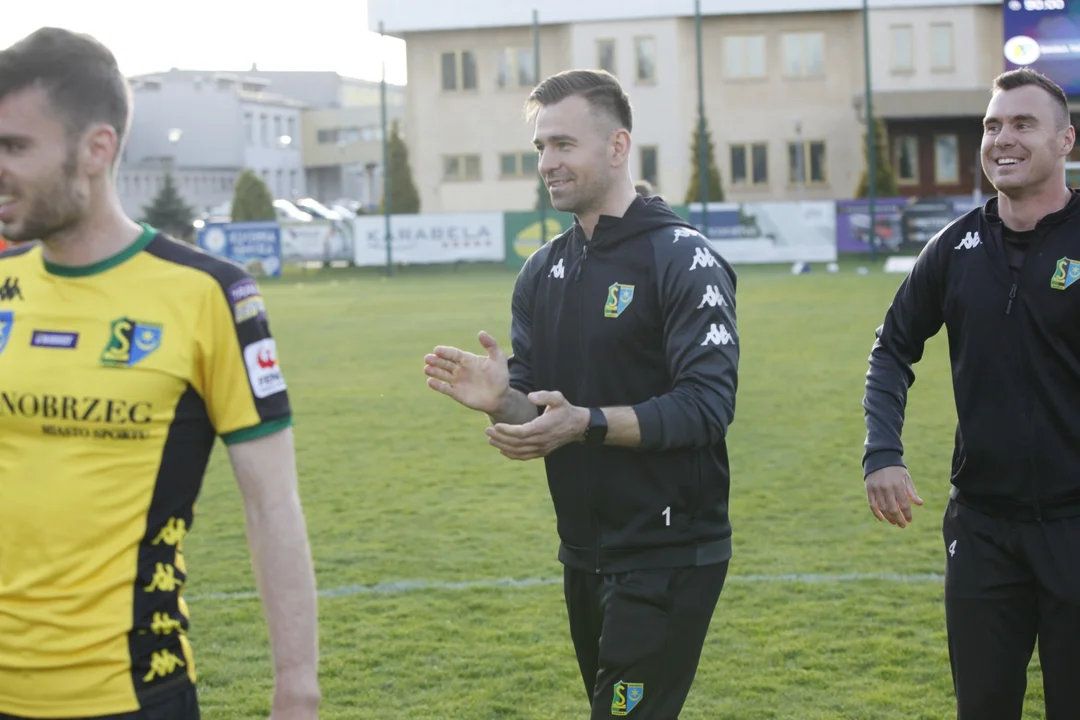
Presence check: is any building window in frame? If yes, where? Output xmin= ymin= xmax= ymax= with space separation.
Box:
xmin=499 ymin=152 xmax=539 ymax=178
xmin=788 ymin=140 xmax=827 ymax=184
xmin=287 ymin=117 xmax=296 ymax=141
xmin=781 ymin=32 xmax=824 ymax=77
xmin=723 ymin=35 xmax=766 ymax=79
xmin=639 ymin=146 xmax=658 ymax=187
xmin=634 ymin=36 xmax=657 ymax=84
xmin=244 ymin=113 xmax=253 ymax=145
xmin=444 ymin=154 xmax=482 ymax=182
xmin=934 ymin=134 xmax=959 ymax=184
xmin=273 ymin=116 xmax=282 ymax=141
xmin=931 ymin=23 xmax=955 ymax=71
xmin=597 ymin=39 xmax=617 ymax=75
xmin=260 ymin=114 xmax=268 ymax=146
xmin=497 ymin=47 xmax=536 ymax=89
xmin=730 ymin=142 xmax=768 ymax=186
xmin=890 ymin=25 xmax=914 ymax=73
xmin=894 ymin=136 xmax=919 ymax=184
xmin=441 ymin=51 xmax=478 ymax=91
xmin=317 ymin=129 xmax=339 ymax=144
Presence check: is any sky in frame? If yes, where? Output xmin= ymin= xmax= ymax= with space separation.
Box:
xmin=1 ymin=0 xmax=408 ymax=84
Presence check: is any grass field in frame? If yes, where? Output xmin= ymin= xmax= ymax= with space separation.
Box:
xmin=180 ymin=260 xmax=1048 ymax=719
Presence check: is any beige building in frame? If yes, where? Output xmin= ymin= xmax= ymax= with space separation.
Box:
xmin=368 ymin=0 xmax=1009 ymax=214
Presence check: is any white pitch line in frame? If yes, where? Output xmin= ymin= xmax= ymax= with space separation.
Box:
xmin=184 ymin=572 xmax=944 ymax=603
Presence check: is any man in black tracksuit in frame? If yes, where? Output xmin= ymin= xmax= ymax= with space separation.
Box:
xmin=425 ymin=70 xmax=738 ymax=719
xmin=863 ymin=68 xmax=1080 ymax=719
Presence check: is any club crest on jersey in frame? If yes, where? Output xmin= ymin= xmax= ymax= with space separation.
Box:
xmin=604 ymin=282 xmax=635 ymax=318
xmin=0 ymin=310 xmax=13 ymax=356
xmin=611 ymin=681 xmax=643 ymax=716
xmin=101 ymin=318 xmax=163 ymax=368
xmin=1050 ymin=256 xmax=1080 ymax=290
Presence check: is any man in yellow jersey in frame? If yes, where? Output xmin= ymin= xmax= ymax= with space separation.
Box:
xmin=0 ymin=28 xmax=320 ymax=720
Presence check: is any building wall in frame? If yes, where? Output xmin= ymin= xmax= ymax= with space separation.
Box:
xmin=124 ymin=74 xmax=306 ymax=211
xmin=403 ymin=25 xmax=572 ymax=213
xmin=386 ymin=1 xmax=1019 ymax=212
xmin=368 ymin=0 xmax=1001 ymax=35
xmin=126 ymin=80 xmax=244 ymax=168
xmin=696 ymin=10 xmax=868 ymax=204
xmin=570 ymin=18 xmax=690 ymax=200
xmin=302 ymin=106 xmax=403 ymax=168
xmin=240 ymin=97 xmax=306 ymax=197
xmin=118 ymin=166 xmax=237 ymax=221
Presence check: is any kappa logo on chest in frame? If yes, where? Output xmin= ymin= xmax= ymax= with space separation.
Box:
xmin=0 ymin=277 xmax=22 ymax=302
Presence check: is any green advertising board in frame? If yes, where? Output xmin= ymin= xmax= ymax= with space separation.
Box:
xmin=503 ymin=210 xmax=575 ymax=270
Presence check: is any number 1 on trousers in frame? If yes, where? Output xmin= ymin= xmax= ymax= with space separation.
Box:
xmin=663 ymin=506 xmax=671 ymax=526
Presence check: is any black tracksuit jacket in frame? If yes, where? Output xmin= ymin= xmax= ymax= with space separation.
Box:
xmin=508 ymin=196 xmax=740 ymax=573
xmin=864 ymin=190 xmax=1080 ymax=520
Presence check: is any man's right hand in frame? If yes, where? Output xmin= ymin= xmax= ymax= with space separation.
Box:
xmin=424 ymin=331 xmax=510 ymax=415
xmin=865 ymin=465 xmax=924 ymax=529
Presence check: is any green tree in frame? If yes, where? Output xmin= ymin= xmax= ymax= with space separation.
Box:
xmin=141 ymin=172 xmax=195 ymax=240
xmin=855 ymin=117 xmax=900 ymax=199
xmin=231 ymin=170 xmax=275 ymax=222
xmin=378 ymin=119 xmax=420 ymax=214
xmin=684 ymin=118 xmax=725 ymax=205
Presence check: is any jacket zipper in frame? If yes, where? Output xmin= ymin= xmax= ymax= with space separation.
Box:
xmin=573 ymin=235 xmax=602 ymax=573
xmin=1004 ymin=273 xmax=1042 ymax=520
xmin=574 ymin=242 xmax=588 ymax=282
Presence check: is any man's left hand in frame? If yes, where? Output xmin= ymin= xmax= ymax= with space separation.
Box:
xmin=486 ymin=391 xmax=588 ymax=460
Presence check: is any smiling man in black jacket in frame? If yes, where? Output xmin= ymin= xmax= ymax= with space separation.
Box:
xmin=424 ymin=69 xmax=739 ymax=719
xmin=863 ymin=68 xmax=1080 ymax=719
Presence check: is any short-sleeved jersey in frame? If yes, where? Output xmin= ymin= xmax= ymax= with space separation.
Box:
xmin=0 ymin=224 xmax=292 ymax=717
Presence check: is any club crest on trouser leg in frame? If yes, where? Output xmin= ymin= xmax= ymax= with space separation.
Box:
xmin=604 ymin=283 xmax=635 ymax=318
xmin=611 ymin=680 xmax=643 ymax=715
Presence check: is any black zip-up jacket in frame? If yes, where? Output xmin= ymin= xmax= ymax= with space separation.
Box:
xmin=863 ymin=191 xmax=1080 ymax=521
xmin=508 ymin=196 xmax=739 ymax=573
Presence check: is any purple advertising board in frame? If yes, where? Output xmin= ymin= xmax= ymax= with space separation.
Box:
xmin=836 ymin=197 xmax=981 ymax=254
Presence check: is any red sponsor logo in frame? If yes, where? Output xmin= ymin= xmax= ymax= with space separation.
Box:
xmin=257 ymin=347 xmax=276 ymax=369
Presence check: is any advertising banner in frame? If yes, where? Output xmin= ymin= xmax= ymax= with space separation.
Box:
xmin=687 ymin=201 xmax=837 ymax=263
xmin=279 ymin=220 xmax=355 ymax=264
xmin=503 ymin=211 xmax=575 ymax=270
xmin=352 ymin=213 xmax=505 ymax=267
xmin=836 ymin=197 xmax=979 ymax=254
xmin=197 ymin=221 xmax=282 ymax=277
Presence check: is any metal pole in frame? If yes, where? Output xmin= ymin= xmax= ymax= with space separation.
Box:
xmin=534 ymin=9 xmax=546 ymax=245
xmin=695 ymin=0 xmax=709 ymax=238
xmin=380 ymin=20 xmax=393 ymax=277
xmin=862 ymin=0 xmax=877 ymax=261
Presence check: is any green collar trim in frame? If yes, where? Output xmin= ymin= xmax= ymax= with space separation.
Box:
xmin=43 ymin=223 xmax=158 ymax=278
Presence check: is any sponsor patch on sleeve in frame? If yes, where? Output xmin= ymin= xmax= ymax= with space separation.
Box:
xmin=243 ymin=338 xmax=287 ymax=399
xmin=227 ymin=278 xmax=267 ymax=324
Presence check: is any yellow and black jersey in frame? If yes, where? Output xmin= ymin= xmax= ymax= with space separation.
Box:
xmin=0 ymin=224 xmax=292 ymax=718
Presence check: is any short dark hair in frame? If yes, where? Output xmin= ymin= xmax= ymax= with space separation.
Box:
xmin=991 ymin=68 xmax=1071 ymax=129
xmin=524 ymin=69 xmax=633 ymax=133
xmin=0 ymin=27 xmax=132 ymax=157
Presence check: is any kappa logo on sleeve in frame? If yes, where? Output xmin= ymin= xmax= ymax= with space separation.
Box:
xmin=243 ymin=338 xmax=287 ymax=399
xmin=689 ymin=247 xmax=719 ymax=271
xmin=673 ymin=227 xmax=704 ymax=243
